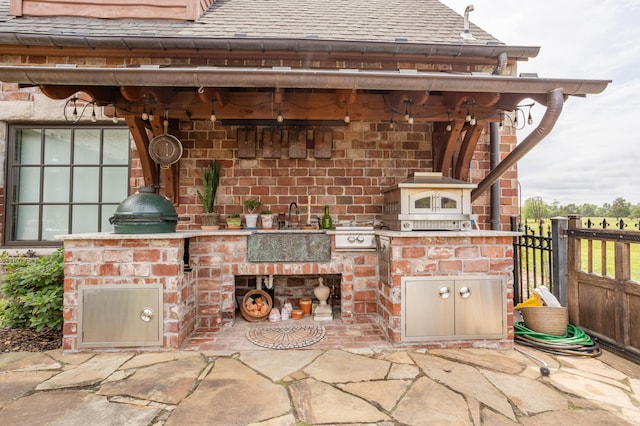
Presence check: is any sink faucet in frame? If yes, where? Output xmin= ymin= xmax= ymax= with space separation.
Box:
xmin=288 ymin=202 xmax=299 ymax=228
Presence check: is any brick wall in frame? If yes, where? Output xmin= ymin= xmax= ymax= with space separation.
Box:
xmin=378 ymin=233 xmax=514 ymax=346
xmin=165 ymin=119 xmax=518 ymax=232
xmin=62 ymin=230 xmax=514 ymax=351
xmin=62 ymin=236 xmax=196 ymax=351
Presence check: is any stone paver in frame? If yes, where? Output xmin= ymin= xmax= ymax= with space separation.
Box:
xmin=483 ymin=369 xmax=568 ymax=415
xmin=36 ymin=353 xmax=132 ymax=390
xmin=0 ymin=389 xmax=159 ymax=425
xmin=338 ymin=379 xmax=411 ymax=411
xmin=0 ymin=370 xmax=57 ymax=408
xmin=239 ymin=349 xmax=321 ymax=381
xmin=393 ymin=376 xmax=473 ymax=425
xmin=549 ymin=371 xmax=640 ymax=412
xmin=290 ymin=378 xmax=389 ymax=423
xmin=0 ymin=351 xmax=61 ymax=372
xmin=411 ymin=351 xmax=517 ymax=420
xmin=303 ymin=349 xmax=390 ymax=383
xmin=166 ymin=357 xmax=290 ymax=426
xmin=97 ymin=353 xmax=205 ymax=404
xmin=0 ymin=346 xmax=639 ymax=425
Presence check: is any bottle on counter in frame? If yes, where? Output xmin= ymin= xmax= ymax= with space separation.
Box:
xmin=321 ymin=205 xmax=333 ymax=229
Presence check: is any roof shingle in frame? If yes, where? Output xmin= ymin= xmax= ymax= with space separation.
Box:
xmin=0 ymin=0 xmax=502 ymax=46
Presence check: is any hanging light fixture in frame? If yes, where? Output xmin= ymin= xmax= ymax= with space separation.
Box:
xmin=209 ymin=100 xmax=216 ymax=122
xmin=112 ymin=108 xmax=118 ymax=123
xmin=469 ymin=115 xmax=477 ymax=126
xmin=91 ymin=102 xmax=97 ymax=123
xmin=344 ymin=105 xmax=350 ymax=124
xmin=407 ymin=112 xmax=414 ymax=125
xmin=148 ymin=107 xmax=155 ymax=122
xmin=276 ymin=109 xmax=284 ymax=123
xmin=71 ymin=97 xmax=78 ymax=120
xmin=446 ymin=111 xmax=452 ymax=131
xmin=141 ymin=106 xmax=149 ymax=121
xmin=163 ymin=109 xmax=169 ymax=128
xmin=527 ymin=106 xmax=534 ymax=125
xmin=465 ymin=109 xmax=472 ymax=122
xmin=404 ymin=99 xmax=411 ymax=121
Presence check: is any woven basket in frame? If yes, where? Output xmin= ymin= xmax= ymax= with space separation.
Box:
xmin=240 ymin=290 xmax=273 ymax=322
xmin=520 ymin=306 xmax=568 ymax=336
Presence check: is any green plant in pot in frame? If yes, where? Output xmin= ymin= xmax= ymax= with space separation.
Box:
xmin=197 ymin=160 xmax=222 ymax=229
xmin=243 ymin=199 xmax=262 ymax=229
xmin=260 ymin=209 xmax=274 ymax=229
xmin=225 ymin=213 xmax=242 ymax=229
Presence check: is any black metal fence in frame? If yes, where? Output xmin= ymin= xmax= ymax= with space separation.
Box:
xmin=510 ymin=216 xmax=639 ymax=305
xmin=511 ymin=217 xmax=554 ymax=304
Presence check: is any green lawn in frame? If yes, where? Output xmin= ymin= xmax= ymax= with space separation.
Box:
xmin=520 ymin=218 xmax=640 ymax=282
xmin=580 ymin=239 xmax=640 ymax=281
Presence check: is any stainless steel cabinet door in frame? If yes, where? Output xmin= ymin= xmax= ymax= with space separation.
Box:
xmin=455 ymin=278 xmax=504 ymax=336
xmin=403 ymin=278 xmax=454 ymax=337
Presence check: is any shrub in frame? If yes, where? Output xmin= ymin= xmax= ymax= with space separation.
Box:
xmin=1 ymin=248 xmax=64 ymax=331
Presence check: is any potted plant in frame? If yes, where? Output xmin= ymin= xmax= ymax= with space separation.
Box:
xmin=225 ymin=213 xmax=242 ymax=229
xmin=197 ymin=160 xmax=222 ymax=229
xmin=260 ymin=209 xmax=274 ymax=229
xmin=243 ymin=199 xmax=262 ymax=229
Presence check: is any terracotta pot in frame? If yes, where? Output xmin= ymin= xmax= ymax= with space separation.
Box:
xmin=291 ymin=309 xmax=304 ymax=320
xmin=299 ymin=298 xmax=312 ymax=315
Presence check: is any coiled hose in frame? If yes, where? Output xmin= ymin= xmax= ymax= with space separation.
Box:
xmin=515 ymin=322 xmax=601 ymax=357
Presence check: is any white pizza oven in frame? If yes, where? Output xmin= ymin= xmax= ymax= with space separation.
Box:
xmin=381 ymin=172 xmax=476 ymax=231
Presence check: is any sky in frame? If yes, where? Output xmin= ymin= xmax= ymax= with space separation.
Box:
xmin=440 ymin=0 xmax=640 ymax=207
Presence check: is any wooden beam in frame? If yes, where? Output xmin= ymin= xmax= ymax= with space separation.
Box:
xmin=163 ymin=162 xmax=180 ymax=205
xmin=197 ymin=87 xmax=229 ymax=106
xmin=434 ymin=120 xmax=464 ymax=177
xmin=125 ymin=115 xmax=157 ymax=188
xmin=336 ymin=89 xmax=357 ymax=105
xmin=454 ymin=122 xmax=485 ymax=181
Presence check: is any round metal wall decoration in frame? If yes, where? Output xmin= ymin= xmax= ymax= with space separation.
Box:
xmin=148 ymin=115 xmax=183 ymax=167
xmin=149 ymin=134 xmax=183 ymax=167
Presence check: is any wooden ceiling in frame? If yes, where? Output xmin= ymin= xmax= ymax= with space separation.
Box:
xmin=39 ymin=84 xmax=530 ymax=204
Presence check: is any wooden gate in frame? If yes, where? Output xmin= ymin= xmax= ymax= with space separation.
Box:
xmin=566 ymin=215 xmax=640 ymax=358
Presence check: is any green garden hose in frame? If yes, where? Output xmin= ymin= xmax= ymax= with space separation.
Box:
xmin=515 ymin=322 xmax=601 ymax=357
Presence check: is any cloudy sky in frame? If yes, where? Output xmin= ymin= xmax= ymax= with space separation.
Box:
xmin=440 ymin=0 xmax=640 ymax=206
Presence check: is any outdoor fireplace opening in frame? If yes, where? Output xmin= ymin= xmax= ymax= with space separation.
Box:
xmin=235 ymin=275 xmax=342 ymax=320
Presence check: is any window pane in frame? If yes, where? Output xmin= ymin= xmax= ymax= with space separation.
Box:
xmin=44 ymin=129 xmax=71 ymax=164
xmin=13 ymin=205 xmax=39 ymax=240
xmin=74 ymin=128 xmax=101 ymax=164
xmin=441 ymin=197 xmax=457 ymax=209
xmin=43 ymin=167 xmax=70 ymax=202
xmin=8 ymin=125 xmax=130 ymax=245
xmin=415 ymin=196 xmax=431 ymax=209
xmin=103 ymin=129 xmax=130 ymax=164
xmin=13 ymin=167 xmax=40 ymax=202
xmin=102 ymin=167 xmax=129 ymax=202
xmin=42 ymin=205 xmax=69 ymax=240
xmin=72 ymin=205 xmax=98 ymax=233
xmin=102 ymin=205 xmax=118 ymax=232
xmin=73 ymin=168 xmax=99 ymax=202
xmin=14 ymin=129 xmax=42 ymax=165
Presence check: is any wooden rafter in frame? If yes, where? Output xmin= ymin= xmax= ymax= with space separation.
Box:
xmin=434 ymin=120 xmax=464 ymax=177
xmin=125 ymin=115 xmax=157 ymax=188
xmin=454 ymin=122 xmax=485 ymax=181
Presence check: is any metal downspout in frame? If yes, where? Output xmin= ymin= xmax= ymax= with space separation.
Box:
xmin=490 ymin=122 xmax=500 ymax=229
xmin=471 ymin=88 xmax=564 ymax=202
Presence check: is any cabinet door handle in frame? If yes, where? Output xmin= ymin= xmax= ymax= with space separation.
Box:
xmin=438 ymin=286 xmax=450 ymax=299
xmin=140 ymin=307 xmax=154 ymax=322
xmin=459 ymin=286 xmax=471 ymax=299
